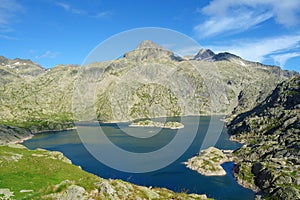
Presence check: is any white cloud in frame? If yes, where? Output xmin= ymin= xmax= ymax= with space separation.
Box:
xmin=195 ymin=12 xmax=272 ymax=38
xmin=272 ymin=1 xmax=300 ymax=27
xmin=56 ymin=2 xmax=85 ymax=15
xmin=94 ymin=11 xmax=113 ymax=19
xmin=0 ymin=0 xmax=23 ymax=28
xmin=0 ymin=34 xmax=17 ymax=40
xmin=207 ymin=34 xmax=300 ymax=64
xmin=56 ymin=2 xmax=70 ymax=11
xmin=195 ymin=0 xmax=300 ymax=37
xmin=35 ymin=51 xmax=59 ymax=59
xmin=29 ymin=49 xmax=36 ymax=54
xmin=56 ymin=2 xmax=113 ymax=18
xmin=271 ymin=52 xmax=300 ymax=67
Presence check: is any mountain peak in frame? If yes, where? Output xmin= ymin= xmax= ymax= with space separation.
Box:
xmin=212 ymin=52 xmax=242 ymax=61
xmin=136 ymin=40 xmax=162 ymax=50
xmin=124 ymin=40 xmax=181 ymax=62
xmin=194 ymin=49 xmax=215 ymax=60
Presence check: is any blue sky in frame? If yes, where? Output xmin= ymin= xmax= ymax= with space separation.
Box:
xmin=0 ymin=0 xmax=300 ymax=72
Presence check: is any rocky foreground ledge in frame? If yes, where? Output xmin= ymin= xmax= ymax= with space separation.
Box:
xmin=184 ymin=147 xmax=233 ymax=176
xmin=129 ymin=120 xmax=184 ymax=129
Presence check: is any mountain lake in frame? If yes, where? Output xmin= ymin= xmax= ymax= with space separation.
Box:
xmin=23 ymin=116 xmax=255 ymax=200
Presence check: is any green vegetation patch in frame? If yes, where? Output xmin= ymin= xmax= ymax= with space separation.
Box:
xmin=0 ymin=145 xmax=211 ymax=199
xmin=0 ymin=145 xmax=100 ymax=199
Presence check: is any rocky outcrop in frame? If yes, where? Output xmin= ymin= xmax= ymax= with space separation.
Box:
xmin=0 ymin=124 xmax=33 ymax=145
xmin=184 ymin=147 xmax=232 ymax=176
xmin=194 ymin=49 xmax=215 ymax=61
xmin=0 ymin=122 xmax=74 ymax=145
xmin=129 ymin=120 xmax=184 ymax=129
xmin=0 ymin=188 xmax=14 ymax=199
xmin=227 ymin=75 xmax=300 ymax=199
xmin=46 ymin=179 xmax=209 ymax=200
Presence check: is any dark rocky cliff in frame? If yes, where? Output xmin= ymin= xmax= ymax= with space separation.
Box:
xmin=227 ymin=75 xmax=300 ymax=199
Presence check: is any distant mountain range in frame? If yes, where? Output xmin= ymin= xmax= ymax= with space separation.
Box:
xmin=0 ymin=56 xmax=44 ymax=84
xmin=0 ymin=40 xmax=297 ymax=133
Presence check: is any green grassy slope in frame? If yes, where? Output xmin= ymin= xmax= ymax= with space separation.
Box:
xmin=0 ymin=144 xmax=209 ymax=200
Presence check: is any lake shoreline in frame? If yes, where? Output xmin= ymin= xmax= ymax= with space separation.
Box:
xmin=228 ymin=136 xmax=261 ymax=195
xmin=21 ymin=116 xmax=255 ymax=199
xmin=14 ymin=117 xmax=258 ymax=196
xmin=4 ymin=127 xmax=77 ymax=145
xmin=17 ymin=116 xmax=257 ymax=190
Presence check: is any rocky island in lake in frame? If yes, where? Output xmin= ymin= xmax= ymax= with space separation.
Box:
xmin=129 ymin=120 xmax=184 ymax=129
xmin=184 ymin=147 xmax=232 ymax=176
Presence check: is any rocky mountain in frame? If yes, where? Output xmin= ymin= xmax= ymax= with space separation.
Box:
xmin=76 ymin=42 xmax=295 ymax=122
xmin=0 ymin=56 xmax=45 ymax=84
xmin=193 ymin=49 xmax=249 ymax=63
xmin=0 ymin=41 xmax=297 ymax=133
xmin=0 ymin=63 xmax=77 ymax=133
xmin=194 ymin=49 xmax=215 ymax=61
xmin=227 ymin=75 xmax=300 ymax=199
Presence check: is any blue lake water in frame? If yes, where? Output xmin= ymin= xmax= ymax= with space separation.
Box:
xmin=23 ymin=116 xmax=255 ymax=200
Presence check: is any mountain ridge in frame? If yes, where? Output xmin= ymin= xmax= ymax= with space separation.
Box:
xmin=0 ymin=55 xmax=45 ymax=84
xmin=0 ymin=40 xmax=298 ymax=133
xmin=1 ymin=41 xmax=298 ymax=75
